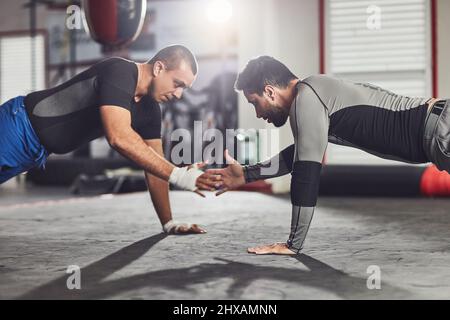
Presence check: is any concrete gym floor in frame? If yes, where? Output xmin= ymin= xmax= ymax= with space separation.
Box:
xmin=1 ymin=181 xmax=450 ymax=300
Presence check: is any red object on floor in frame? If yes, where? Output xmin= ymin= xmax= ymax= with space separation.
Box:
xmin=420 ymin=165 xmax=450 ymax=197
xmin=237 ymin=180 xmax=273 ymax=194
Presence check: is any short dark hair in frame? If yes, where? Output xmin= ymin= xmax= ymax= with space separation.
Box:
xmin=147 ymin=45 xmax=198 ymax=75
xmin=235 ymin=56 xmax=297 ymax=95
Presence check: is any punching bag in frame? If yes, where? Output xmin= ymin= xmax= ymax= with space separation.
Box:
xmin=81 ymin=0 xmax=147 ymax=48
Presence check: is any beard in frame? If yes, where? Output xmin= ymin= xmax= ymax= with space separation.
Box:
xmin=267 ymin=105 xmax=290 ymax=127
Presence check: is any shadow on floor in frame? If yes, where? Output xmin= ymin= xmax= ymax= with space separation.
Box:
xmin=18 ymin=234 xmax=410 ymax=299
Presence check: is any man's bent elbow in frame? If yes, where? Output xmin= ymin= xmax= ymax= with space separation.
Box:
xmin=107 ymin=135 xmax=127 ymax=152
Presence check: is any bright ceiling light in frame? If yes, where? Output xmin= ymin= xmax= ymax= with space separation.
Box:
xmin=206 ymin=0 xmax=233 ymax=23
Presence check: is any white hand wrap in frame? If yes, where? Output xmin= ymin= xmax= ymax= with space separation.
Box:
xmin=168 ymin=165 xmax=203 ymax=191
xmin=162 ymin=220 xmax=192 ymax=234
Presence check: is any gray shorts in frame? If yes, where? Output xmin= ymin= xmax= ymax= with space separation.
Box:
xmin=423 ymin=99 xmax=450 ymax=173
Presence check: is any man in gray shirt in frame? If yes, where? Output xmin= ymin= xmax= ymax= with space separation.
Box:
xmin=208 ymin=56 xmax=450 ymax=255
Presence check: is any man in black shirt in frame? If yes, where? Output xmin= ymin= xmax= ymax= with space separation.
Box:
xmin=0 ymin=45 xmax=217 ymax=235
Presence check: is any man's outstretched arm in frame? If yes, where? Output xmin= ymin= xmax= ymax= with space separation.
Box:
xmin=205 ymin=145 xmax=295 ymax=195
xmin=144 ymin=138 xmax=206 ymax=234
xmin=243 ymin=144 xmax=295 ymax=182
xmin=100 ymin=105 xmax=206 ymax=193
xmin=286 ymin=82 xmax=329 ymax=254
xmin=248 ymin=81 xmax=329 ymax=255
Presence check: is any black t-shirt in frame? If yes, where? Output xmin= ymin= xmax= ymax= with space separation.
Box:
xmin=24 ymin=57 xmax=161 ymax=154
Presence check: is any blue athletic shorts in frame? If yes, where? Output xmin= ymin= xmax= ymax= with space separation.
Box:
xmin=0 ymin=96 xmax=49 ymax=184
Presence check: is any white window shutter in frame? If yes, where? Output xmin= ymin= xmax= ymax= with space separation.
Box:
xmin=0 ymin=34 xmax=46 ymax=102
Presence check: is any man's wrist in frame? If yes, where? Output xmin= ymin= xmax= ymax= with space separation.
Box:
xmin=242 ymin=164 xmax=263 ymax=183
xmin=168 ymin=166 xmax=203 ymax=191
xmin=162 ymin=219 xmax=192 ymax=234
xmin=163 ymin=219 xmax=176 ymax=233
xmin=242 ymin=165 xmax=249 ymax=184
